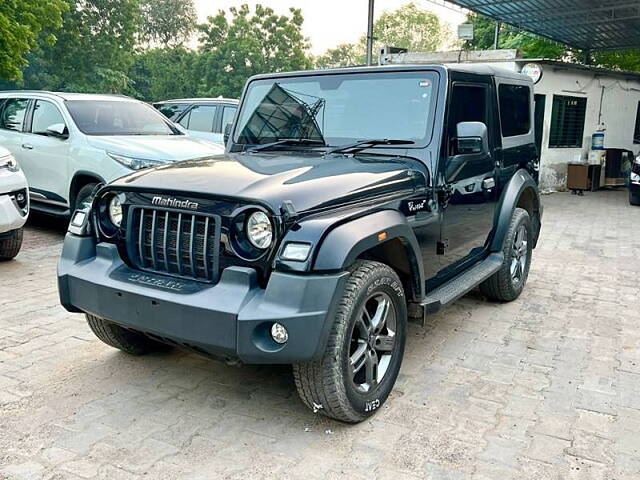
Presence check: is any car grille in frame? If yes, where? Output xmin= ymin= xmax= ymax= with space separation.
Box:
xmin=128 ymin=207 xmax=221 ymax=283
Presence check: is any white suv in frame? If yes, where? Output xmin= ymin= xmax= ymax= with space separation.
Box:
xmin=0 ymin=91 xmax=224 ymax=215
xmin=0 ymin=146 xmax=29 ymax=260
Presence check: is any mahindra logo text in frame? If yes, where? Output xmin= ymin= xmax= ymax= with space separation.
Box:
xmin=151 ymin=196 xmax=199 ymax=210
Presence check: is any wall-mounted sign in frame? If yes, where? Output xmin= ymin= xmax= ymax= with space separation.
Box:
xmin=457 ymin=24 xmax=474 ymax=41
xmin=521 ymin=62 xmax=543 ymax=84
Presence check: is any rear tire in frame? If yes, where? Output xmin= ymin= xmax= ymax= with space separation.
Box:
xmin=630 ymin=190 xmax=640 ymax=206
xmin=86 ymin=314 xmax=168 ymax=355
xmin=293 ymin=260 xmax=407 ymax=423
xmin=480 ymin=207 xmax=532 ymax=302
xmin=0 ymin=228 xmax=24 ymax=261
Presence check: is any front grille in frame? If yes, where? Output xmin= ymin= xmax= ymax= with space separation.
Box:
xmin=128 ymin=207 xmax=221 ymax=283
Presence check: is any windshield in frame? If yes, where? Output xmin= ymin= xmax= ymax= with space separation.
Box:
xmin=66 ymin=100 xmax=177 ymax=136
xmin=234 ymin=71 xmax=438 ymax=148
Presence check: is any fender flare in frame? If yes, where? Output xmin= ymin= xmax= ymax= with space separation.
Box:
xmin=313 ymin=209 xmax=425 ymax=301
xmin=490 ymin=169 xmax=542 ymax=251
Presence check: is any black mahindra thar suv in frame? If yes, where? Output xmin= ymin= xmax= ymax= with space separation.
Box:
xmin=59 ymin=65 xmax=542 ymax=422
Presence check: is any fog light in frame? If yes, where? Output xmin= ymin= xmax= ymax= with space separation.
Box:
xmin=271 ymin=323 xmax=288 ymax=344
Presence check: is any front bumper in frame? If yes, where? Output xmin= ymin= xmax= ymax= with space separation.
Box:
xmin=57 ymin=234 xmax=348 ymax=364
xmin=0 ymin=169 xmax=29 ymax=234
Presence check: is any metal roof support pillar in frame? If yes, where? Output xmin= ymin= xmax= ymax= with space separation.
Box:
xmin=366 ymin=0 xmax=375 ymax=66
xmin=584 ymin=49 xmax=592 ymax=65
xmin=493 ymin=21 xmax=501 ymax=49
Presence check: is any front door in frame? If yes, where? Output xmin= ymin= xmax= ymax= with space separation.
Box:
xmin=435 ymin=80 xmax=498 ymax=283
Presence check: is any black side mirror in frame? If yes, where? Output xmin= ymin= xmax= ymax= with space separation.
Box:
xmin=456 ymin=121 xmax=488 ymax=155
xmin=224 ymin=123 xmax=232 ymax=144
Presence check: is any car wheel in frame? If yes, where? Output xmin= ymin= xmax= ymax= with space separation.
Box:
xmin=0 ymin=228 xmax=24 ymax=261
xmin=630 ymin=190 xmax=640 ymax=206
xmin=86 ymin=314 xmax=170 ymax=355
xmin=74 ymin=183 xmax=98 ymax=212
xmin=293 ymin=260 xmax=407 ymax=423
xmin=480 ymin=207 xmax=532 ymax=302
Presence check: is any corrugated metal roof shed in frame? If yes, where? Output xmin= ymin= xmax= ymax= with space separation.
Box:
xmin=447 ymin=0 xmax=640 ymax=51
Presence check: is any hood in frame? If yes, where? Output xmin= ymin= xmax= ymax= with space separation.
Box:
xmin=111 ymin=152 xmax=426 ymax=214
xmin=86 ymin=134 xmax=224 ymax=161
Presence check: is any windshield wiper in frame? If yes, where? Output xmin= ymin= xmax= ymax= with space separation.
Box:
xmin=328 ymin=139 xmax=415 ymax=155
xmin=246 ymin=138 xmax=326 ymax=153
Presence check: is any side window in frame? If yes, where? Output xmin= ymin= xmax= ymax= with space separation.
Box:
xmin=221 ymin=106 xmax=237 ymax=134
xmin=633 ymin=101 xmax=640 ymax=144
xmin=0 ymin=98 xmax=29 ymax=132
xmin=185 ymin=105 xmax=217 ymax=132
xmin=498 ymin=84 xmax=531 ymax=137
xmin=549 ymin=95 xmax=587 ymax=148
xmin=31 ymin=100 xmax=66 ymax=136
xmin=178 ymin=110 xmax=191 ymax=129
xmin=448 ymin=84 xmax=488 ymax=155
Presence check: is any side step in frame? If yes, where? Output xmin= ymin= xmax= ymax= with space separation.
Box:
xmin=421 ymin=252 xmax=504 ymax=316
xmin=31 ymin=200 xmax=71 ymax=217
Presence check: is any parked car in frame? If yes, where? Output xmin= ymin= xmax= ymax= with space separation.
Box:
xmin=0 ymin=91 xmax=224 ymax=216
xmin=154 ymin=98 xmax=239 ymax=145
xmin=0 ymin=145 xmax=29 ymax=260
xmin=59 ymin=65 xmax=542 ymax=422
xmin=630 ymin=154 xmax=640 ymax=205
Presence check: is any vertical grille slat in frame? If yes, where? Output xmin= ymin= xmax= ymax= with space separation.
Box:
xmin=176 ymin=213 xmax=183 ymax=276
xmin=129 ymin=206 xmax=220 ymax=283
xmin=150 ymin=210 xmax=158 ymax=270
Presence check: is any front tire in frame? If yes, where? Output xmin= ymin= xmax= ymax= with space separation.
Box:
xmin=0 ymin=228 xmax=24 ymax=261
xmin=86 ymin=314 xmax=169 ymax=355
xmin=480 ymin=207 xmax=533 ymax=302
xmin=293 ymin=260 xmax=407 ymax=423
xmin=630 ymin=190 xmax=640 ymax=206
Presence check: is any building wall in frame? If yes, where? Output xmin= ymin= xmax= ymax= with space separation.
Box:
xmin=532 ymin=67 xmax=640 ymax=191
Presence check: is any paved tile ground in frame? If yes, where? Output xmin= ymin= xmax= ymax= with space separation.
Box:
xmin=1 ymin=190 xmax=640 ymax=479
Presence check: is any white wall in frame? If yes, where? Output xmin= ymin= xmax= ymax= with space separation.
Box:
xmin=532 ymin=67 xmax=640 ymax=191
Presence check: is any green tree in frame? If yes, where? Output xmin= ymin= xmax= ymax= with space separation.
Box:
xmin=196 ymin=4 xmax=312 ymax=98
xmin=139 ymin=0 xmax=197 ymax=48
xmin=23 ymin=0 xmax=140 ymax=93
xmin=592 ymin=49 xmax=640 ymax=72
xmin=0 ymin=0 xmax=67 ymax=82
xmin=373 ymin=3 xmax=452 ymax=53
xmin=315 ymin=43 xmax=366 ymax=69
xmin=130 ymin=47 xmax=198 ymax=101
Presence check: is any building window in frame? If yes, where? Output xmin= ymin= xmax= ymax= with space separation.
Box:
xmin=634 ymin=102 xmax=640 ymax=144
xmin=549 ymin=95 xmax=587 ymax=148
xmin=498 ymin=84 xmax=531 ymax=137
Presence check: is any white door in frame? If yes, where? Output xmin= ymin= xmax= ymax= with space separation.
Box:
xmin=23 ymin=99 xmax=72 ymax=205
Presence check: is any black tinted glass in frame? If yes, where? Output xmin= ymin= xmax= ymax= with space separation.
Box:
xmin=499 ymin=84 xmax=531 ymax=137
xmin=1 ymin=98 xmax=29 ymax=132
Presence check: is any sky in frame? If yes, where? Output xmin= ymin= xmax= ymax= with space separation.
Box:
xmin=193 ymin=1 xmax=468 ymax=55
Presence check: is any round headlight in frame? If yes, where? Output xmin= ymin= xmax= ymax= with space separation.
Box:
xmin=246 ymin=211 xmax=272 ymax=249
xmin=108 ymin=196 xmax=123 ymax=227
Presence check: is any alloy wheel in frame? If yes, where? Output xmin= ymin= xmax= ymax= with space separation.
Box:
xmin=510 ymin=224 xmax=529 ymax=285
xmin=348 ymin=292 xmax=397 ymax=393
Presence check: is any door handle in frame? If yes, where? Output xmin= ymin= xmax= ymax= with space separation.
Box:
xmin=21 ymin=143 xmax=34 ymax=150
xmin=482 ymin=178 xmax=496 ymax=190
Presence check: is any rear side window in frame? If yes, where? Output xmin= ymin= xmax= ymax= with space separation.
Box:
xmin=0 ymin=98 xmax=29 ymax=132
xmin=221 ymin=106 xmax=237 ymax=134
xmin=498 ymin=84 xmax=531 ymax=137
xmin=155 ymin=103 xmax=189 ymax=121
xmin=31 ymin=100 xmax=66 ymax=135
xmin=180 ymin=105 xmax=217 ymax=132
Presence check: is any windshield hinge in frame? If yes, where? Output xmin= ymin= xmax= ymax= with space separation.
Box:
xmin=280 ymin=200 xmax=298 ymax=222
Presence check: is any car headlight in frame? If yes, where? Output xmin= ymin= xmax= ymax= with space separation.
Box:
xmin=108 ymin=152 xmax=163 ymax=170
xmin=246 ymin=211 xmax=273 ymax=249
xmin=631 ymin=171 xmax=640 ymax=184
xmin=0 ymin=154 xmax=19 ymax=172
xmin=108 ymin=195 xmax=123 ymax=227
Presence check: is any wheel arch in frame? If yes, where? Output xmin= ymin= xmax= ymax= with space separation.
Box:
xmin=490 ymin=169 xmax=542 ymax=252
xmin=69 ymin=171 xmax=105 ymax=207
xmin=313 ymin=210 xmax=425 ymax=302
